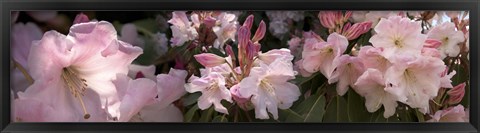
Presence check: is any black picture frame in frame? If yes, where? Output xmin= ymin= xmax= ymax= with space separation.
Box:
xmin=1 ymin=0 xmax=478 ymax=132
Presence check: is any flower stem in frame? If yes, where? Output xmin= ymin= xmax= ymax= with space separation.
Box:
xmin=12 ymin=60 xmax=33 ymax=85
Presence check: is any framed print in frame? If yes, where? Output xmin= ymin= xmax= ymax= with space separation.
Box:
xmin=1 ymin=0 xmax=478 ymax=132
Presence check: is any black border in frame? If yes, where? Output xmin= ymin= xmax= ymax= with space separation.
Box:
xmin=1 ymin=0 xmax=478 ymax=132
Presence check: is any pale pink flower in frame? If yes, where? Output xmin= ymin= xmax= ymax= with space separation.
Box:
xmin=169 ymin=11 xmax=198 ymax=47
xmin=384 ymin=55 xmax=445 ymax=114
xmin=330 ymin=55 xmax=365 ymax=96
xmin=16 ymin=21 xmax=143 ymax=122
xmin=111 ymin=74 xmax=157 ymax=122
xmin=120 ymin=23 xmax=145 ymax=48
xmin=354 ymin=68 xmax=404 ymax=118
xmin=427 ymin=105 xmax=468 ymax=122
xmin=257 ymin=48 xmax=294 ymax=65
xmin=294 ymin=59 xmax=314 ymax=77
xmin=369 ymin=16 xmax=427 ymax=61
xmin=212 ymin=12 xmax=238 ymax=49
xmin=287 ymin=37 xmax=302 ymax=56
xmin=128 ymin=64 xmax=156 ymax=80
xmin=447 ymin=82 xmax=466 ymax=105
xmin=427 ymin=22 xmax=465 ymax=59
xmin=238 ymin=57 xmax=300 ymax=119
xmin=127 ymin=68 xmax=187 ymax=122
xmin=185 ymin=72 xmax=232 ymax=114
xmin=440 ymin=67 xmax=456 ymax=89
xmin=364 ymin=11 xmax=400 ymax=27
xmin=194 ymin=53 xmax=226 ymax=68
xmin=357 ymin=46 xmax=392 ymax=73
xmin=11 ymin=22 xmax=43 ymax=69
xmin=301 ymin=33 xmax=348 ymax=80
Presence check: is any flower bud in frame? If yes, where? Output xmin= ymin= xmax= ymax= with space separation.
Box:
xmin=424 ymin=39 xmax=442 ymax=48
xmin=243 ymin=14 xmax=254 ymax=30
xmin=342 ymin=21 xmax=372 ymax=40
xmin=194 ymin=53 xmax=226 ymax=68
xmin=252 ymin=20 xmax=266 ymax=42
xmin=237 ymin=26 xmax=251 ymax=53
xmin=319 ymin=11 xmax=342 ymax=29
xmin=447 ymin=82 xmax=466 ymax=105
xmin=73 ymin=13 xmax=89 ymax=24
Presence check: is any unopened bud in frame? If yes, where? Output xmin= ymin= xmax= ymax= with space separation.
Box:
xmin=194 ymin=53 xmax=226 ymax=68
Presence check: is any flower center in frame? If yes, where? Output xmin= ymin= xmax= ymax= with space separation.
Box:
xmin=61 ymin=67 xmax=90 ymax=119
xmin=394 ymin=39 xmax=403 ymax=48
xmin=260 ymin=79 xmax=275 ymax=95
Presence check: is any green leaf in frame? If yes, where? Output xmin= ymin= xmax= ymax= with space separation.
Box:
xmin=182 ymin=93 xmax=201 ymax=106
xmin=415 ymin=109 xmax=425 ymax=122
xmin=184 ymin=105 xmax=199 ymax=122
xmin=347 ymin=89 xmax=373 ymax=122
xmin=284 ymin=94 xmax=326 ymax=122
xmin=199 ymin=106 xmax=215 ymax=122
xmin=323 ymin=95 xmax=349 ymax=122
xmin=212 ymin=115 xmax=228 ymax=122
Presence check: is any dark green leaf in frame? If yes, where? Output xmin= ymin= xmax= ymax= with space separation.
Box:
xmin=212 ymin=115 xmax=228 ymax=122
xmin=199 ymin=106 xmax=215 ymax=122
xmin=182 ymin=93 xmax=201 ymax=106
xmin=347 ymin=89 xmax=373 ymax=122
xmin=323 ymin=95 xmax=349 ymax=122
xmin=184 ymin=105 xmax=199 ymax=122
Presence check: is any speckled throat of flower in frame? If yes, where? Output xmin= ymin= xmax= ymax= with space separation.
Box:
xmin=61 ymin=67 xmax=90 ymax=119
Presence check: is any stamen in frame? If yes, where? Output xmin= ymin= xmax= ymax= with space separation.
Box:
xmin=61 ymin=67 xmax=90 ymax=119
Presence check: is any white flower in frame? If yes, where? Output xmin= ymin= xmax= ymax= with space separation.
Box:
xmin=369 ymin=16 xmax=427 ymax=61
xmin=427 ymin=22 xmax=465 ymax=59
xmin=168 ymin=11 xmax=198 ymax=47
xmin=185 ymin=72 xmax=232 ymax=114
xmin=238 ymin=57 xmax=300 ymax=119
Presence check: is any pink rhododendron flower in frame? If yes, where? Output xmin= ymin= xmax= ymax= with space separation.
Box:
xmin=369 ymin=16 xmax=426 ymax=61
xmin=111 ymin=74 xmax=157 ymax=122
xmin=427 ymin=22 xmax=465 ymax=59
xmin=364 ymin=11 xmax=400 ymax=27
xmin=169 ymin=11 xmax=198 ymax=47
xmin=15 ymin=21 xmax=143 ymax=122
xmin=354 ymin=68 xmax=404 ymax=118
xmin=440 ymin=67 xmax=456 ymax=89
xmin=301 ymin=33 xmax=348 ymax=81
xmin=185 ymin=72 xmax=232 ymax=114
xmin=384 ymin=55 xmax=445 ymax=114
xmin=212 ymin=12 xmax=238 ymax=49
xmin=11 ymin=22 xmax=43 ymax=69
xmin=330 ymin=55 xmax=365 ymax=96
xmin=128 ymin=64 xmax=156 ymax=80
xmin=427 ymin=105 xmax=468 ymax=122
xmin=357 ymin=46 xmax=392 ymax=73
xmin=238 ymin=57 xmax=300 ymax=120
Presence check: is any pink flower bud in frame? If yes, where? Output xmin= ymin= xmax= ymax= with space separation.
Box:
xmin=194 ymin=53 xmax=226 ymax=68
xmin=252 ymin=20 xmax=266 ymax=42
xmin=237 ymin=26 xmax=251 ymax=54
xmin=226 ymin=45 xmax=235 ymax=58
xmin=447 ymin=82 xmax=466 ymax=105
xmin=243 ymin=15 xmax=254 ymax=30
xmin=73 ymin=13 xmax=89 ymax=24
xmin=318 ymin=11 xmax=339 ymax=29
xmin=424 ymin=39 xmax=442 ymax=48
xmin=342 ymin=21 xmax=372 ymax=40
xmin=344 ymin=11 xmax=353 ymax=21
xmin=246 ymin=41 xmax=257 ymax=60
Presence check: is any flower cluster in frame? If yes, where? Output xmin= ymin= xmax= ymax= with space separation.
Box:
xmin=11 ymin=10 xmax=469 ymax=122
